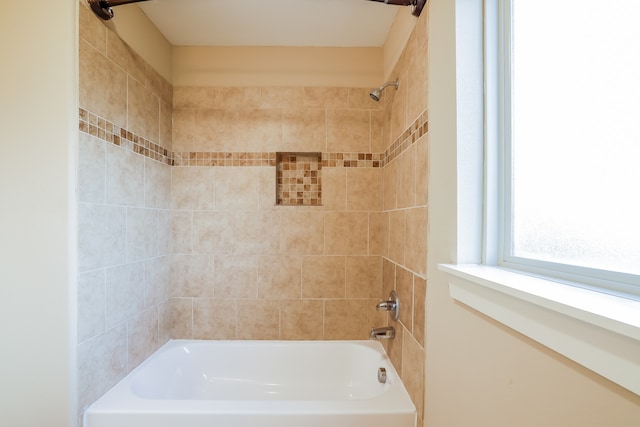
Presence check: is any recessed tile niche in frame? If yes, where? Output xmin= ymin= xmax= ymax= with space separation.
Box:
xmin=276 ymin=152 xmax=322 ymax=206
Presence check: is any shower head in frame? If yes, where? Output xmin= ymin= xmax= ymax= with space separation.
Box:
xmin=370 ymin=79 xmax=399 ymax=102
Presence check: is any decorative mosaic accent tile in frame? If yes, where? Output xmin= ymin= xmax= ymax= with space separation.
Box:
xmin=78 ymin=108 xmax=172 ymax=165
xmin=383 ymin=109 xmax=429 ymax=166
xmin=172 ymin=151 xmax=277 ymax=167
xmin=276 ymin=153 xmax=322 ymax=206
xmin=79 ymin=107 xmax=429 ymax=170
xmin=322 ymin=152 xmax=384 ymax=168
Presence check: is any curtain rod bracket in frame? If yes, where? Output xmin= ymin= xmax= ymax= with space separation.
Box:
xmin=88 ymin=0 xmax=150 ymax=21
xmin=366 ymin=0 xmax=427 ymax=17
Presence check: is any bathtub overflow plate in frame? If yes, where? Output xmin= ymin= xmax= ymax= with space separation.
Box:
xmin=378 ymin=367 xmax=387 ymax=383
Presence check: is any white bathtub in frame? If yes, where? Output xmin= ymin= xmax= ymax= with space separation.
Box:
xmin=84 ymin=339 xmax=416 ymax=427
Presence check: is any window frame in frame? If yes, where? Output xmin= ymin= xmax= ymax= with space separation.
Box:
xmin=493 ymin=0 xmax=640 ymax=300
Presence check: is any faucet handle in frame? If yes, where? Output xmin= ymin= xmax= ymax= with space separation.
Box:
xmin=375 ymin=290 xmax=399 ymax=321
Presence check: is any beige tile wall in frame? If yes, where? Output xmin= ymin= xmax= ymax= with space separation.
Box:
xmin=378 ymin=8 xmax=429 ymax=425
xmin=77 ymin=2 xmax=173 ymax=424
xmin=169 ymin=164 xmax=387 ymax=340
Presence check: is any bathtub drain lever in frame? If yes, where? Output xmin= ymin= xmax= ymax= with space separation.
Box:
xmin=378 ymin=367 xmax=387 ymax=383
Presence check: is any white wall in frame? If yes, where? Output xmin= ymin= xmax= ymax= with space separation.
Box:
xmin=0 ymin=1 xmax=77 ymax=426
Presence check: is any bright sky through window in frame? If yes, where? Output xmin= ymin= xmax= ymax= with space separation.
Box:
xmin=511 ymin=0 xmax=640 ymax=275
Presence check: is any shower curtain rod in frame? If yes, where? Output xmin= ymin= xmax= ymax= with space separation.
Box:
xmin=90 ymin=0 xmax=426 ymax=21
xmin=88 ymin=0 xmax=151 ymax=21
xmin=366 ymin=0 xmax=427 ymax=17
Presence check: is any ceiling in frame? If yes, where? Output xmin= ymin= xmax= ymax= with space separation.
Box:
xmin=137 ymin=0 xmax=401 ymax=47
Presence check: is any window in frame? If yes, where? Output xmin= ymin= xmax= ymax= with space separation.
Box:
xmin=439 ymin=0 xmax=640 ymax=397
xmin=499 ymin=0 xmax=640 ymax=298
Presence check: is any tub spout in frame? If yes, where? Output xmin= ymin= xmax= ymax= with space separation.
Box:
xmin=369 ymin=326 xmax=395 ymax=340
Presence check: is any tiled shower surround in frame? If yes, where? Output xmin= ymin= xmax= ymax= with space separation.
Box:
xmin=77 ymin=0 xmax=428 ymax=425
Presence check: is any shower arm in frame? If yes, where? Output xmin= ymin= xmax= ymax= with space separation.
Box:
xmin=366 ymin=0 xmax=427 ymax=17
xmin=88 ymin=0 xmax=151 ymax=21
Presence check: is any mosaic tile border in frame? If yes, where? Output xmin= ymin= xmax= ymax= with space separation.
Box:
xmin=79 ymin=107 xmax=428 ymax=169
xmin=383 ymin=109 xmax=429 ymax=166
xmin=172 ymin=151 xmax=276 ymax=167
xmin=79 ymin=108 xmax=172 ymax=165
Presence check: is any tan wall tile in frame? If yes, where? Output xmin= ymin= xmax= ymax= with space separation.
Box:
xmin=346 ymin=256 xmax=382 ymax=298
xmin=158 ymin=300 xmax=172 ymax=343
xmin=79 ymin=1 xmax=106 ymax=54
xmin=322 ymin=168 xmax=347 ymax=211
xmin=382 ymin=258 xmax=396 ymax=300
xmin=106 ymin=143 xmax=145 ymax=207
xmin=79 ymin=40 xmax=127 ymax=128
xmin=389 ymin=210 xmax=406 ymax=265
xmin=324 ymin=299 xmax=369 ymax=340
xmin=257 ymin=167 xmax=278 ymax=210
xmin=215 ymin=167 xmax=259 ymax=211
xmin=390 ymin=77 xmax=408 ymax=143
xmin=281 ymin=299 xmax=324 ymax=340
xmin=173 ymin=87 xmax=217 ymax=109
xmin=193 ymin=298 xmax=236 ymax=340
xmin=128 ymin=78 xmax=160 ymax=142
xmin=259 ymin=87 xmax=304 ymax=109
xmin=78 ymin=270 xmax=106 ymax=342
xmin=171 ymin=108 xmax=195 ymax=152
xmin=171 ymin=254 xmax=214 ymax=298
xmin=415 ymin=134 xmax=429 ymax=206
xmin=407 ymin=43 xmax=429 ymax=124
xmin=192 ymin=211 xmax=235 ymax=254
xmin=347 ymin=168 xmax=383 ymax=211
xmin=386 ymin=323 xmax=403 ymax=377
xmin=171 ymin=167 xmax=215 ymax=210
xmin=402 ymin=329 xmax=425 ymax=420
xmin=77 ymin=325 xmax=127 ymax=410
xmin=78 ymin=132 xmax=106 ymax=204
xmin=239 ymin=108 xmax=283 ymax=152
xmin=301 ymin=256 xmax=346 ymax=298
xmin=194 ymin=108 xmax=236 ymax=151
xmin=324 ymin=212 xmax=369 ymax=255
xmin=369 ymin=212 xmax=389 ymax=257
xmin=145 ymin=63 xmax=173 ymax=105
xmin=396 ymin=145 xmax=416 ymax=209
xmin=237 ymin=300 xmax=280 ymax=340
xmin=216 ymin=87 xmax=262 ymax=109
xmin=235 ymin=211 xmax=281 ymax=255
xmin=282 ymin=108 xmax=326 ymax=152
xmin=280 ymin=211 xmax=324 ymax=255
xmin=170 ymin=297 xmax=193 ymax=339
xmin=383 ymin=158 xmax=398 ymax=210
xmin=258 ymin=255 xmax=302 ymax=299
xmin=382 ymin=101 xmax=393 ymax=152
xmin=159 ymin=100 xmax=172 ymax=151
xmin=413 ymin=276 xmax=426 ymax=347
xmin=396 ymin=266 xmax=413 ymax=333
xmin=327 ymin=109 xmax=371 ymax=152
xmin=107 ymin=29 xmax=146 ymax=84
xmin=304 ymin=87 xmax=349 ymax=108
xmin=371 ymin=109 xmax=386 ymax=153
xmin=214 ymin=255 xmax=259 ymax=299
xmin=405 ymin=207 xmax=428 ymax=275
xmin=128 ymin=308 xmax=158 ymax=369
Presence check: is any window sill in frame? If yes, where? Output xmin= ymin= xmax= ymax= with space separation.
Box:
xmin=439 ymin=263 xmax=640 ymax=396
